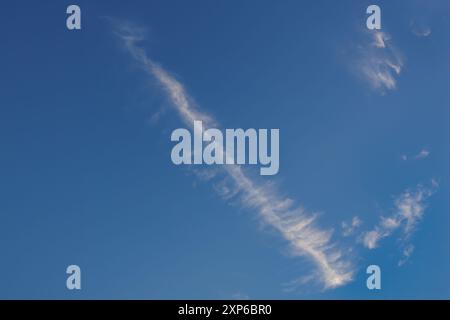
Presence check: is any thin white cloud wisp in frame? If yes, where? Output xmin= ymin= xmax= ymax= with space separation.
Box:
xmin=401 ymin=148 xmax=431 ymax=161
xmin=114 ymin=22 xmax=353 ymax=289
xmin=342 ymin=216 xmax=362 ymax=237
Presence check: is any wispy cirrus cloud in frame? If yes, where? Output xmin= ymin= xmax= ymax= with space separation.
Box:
xmin=401 ymin=148 xmax=431 ymax=161
xmin=361 ymin=181 xmax=437 ymax=264
xmin=415 ymin=149 xmax=431 ymax=160
xmin=113 ymin=21 xmax=353 ymax=289
xmin=398 ymin=244 xmax=415 ymax=266
xmin=352 ymin=31 xmax=404 ymax=93
xmin=410 ymin=14 xmax=432 ymax=38
xmin=341 ymin=216 xmax=362 ymax=237
xmin=231 ymin=292 xmax=250 ymax=300
xmin=411 ymin=24 xmax=431 ymax=38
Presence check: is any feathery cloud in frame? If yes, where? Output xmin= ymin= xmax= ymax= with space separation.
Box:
xmin=415 ymin=149 xmax=430 ymax=160
xmin=361 ymin=181 xmax=437 ymax=264
xmin=398 ymin=244 xmax=415 ymax=266
xmin=401 ymin=148 xmax=431 ymax=161
xmin=114 ymin=21 xmax=353 ymax=289
xmin=341 ymin=216 xmax=362 ymax=237
xmin=354 ymin=31 xmax=404 ymax=93
xmin=411 ymin=20 xmax=432 ymax=38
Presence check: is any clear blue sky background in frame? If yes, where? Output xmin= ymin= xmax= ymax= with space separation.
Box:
xmin=0 ymin=0 xmax=449 ymax=299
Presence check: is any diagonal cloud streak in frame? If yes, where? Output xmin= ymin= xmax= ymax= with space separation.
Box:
xmin=114 ymin=22 xmax=353 ymax=289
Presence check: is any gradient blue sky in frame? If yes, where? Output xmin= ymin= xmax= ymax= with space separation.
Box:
xmin=0 ymin=0 xmax=449 ymax=299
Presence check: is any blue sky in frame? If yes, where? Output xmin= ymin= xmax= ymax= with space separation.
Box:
xmin=0 ymin=0 xmax=449 ymax=299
